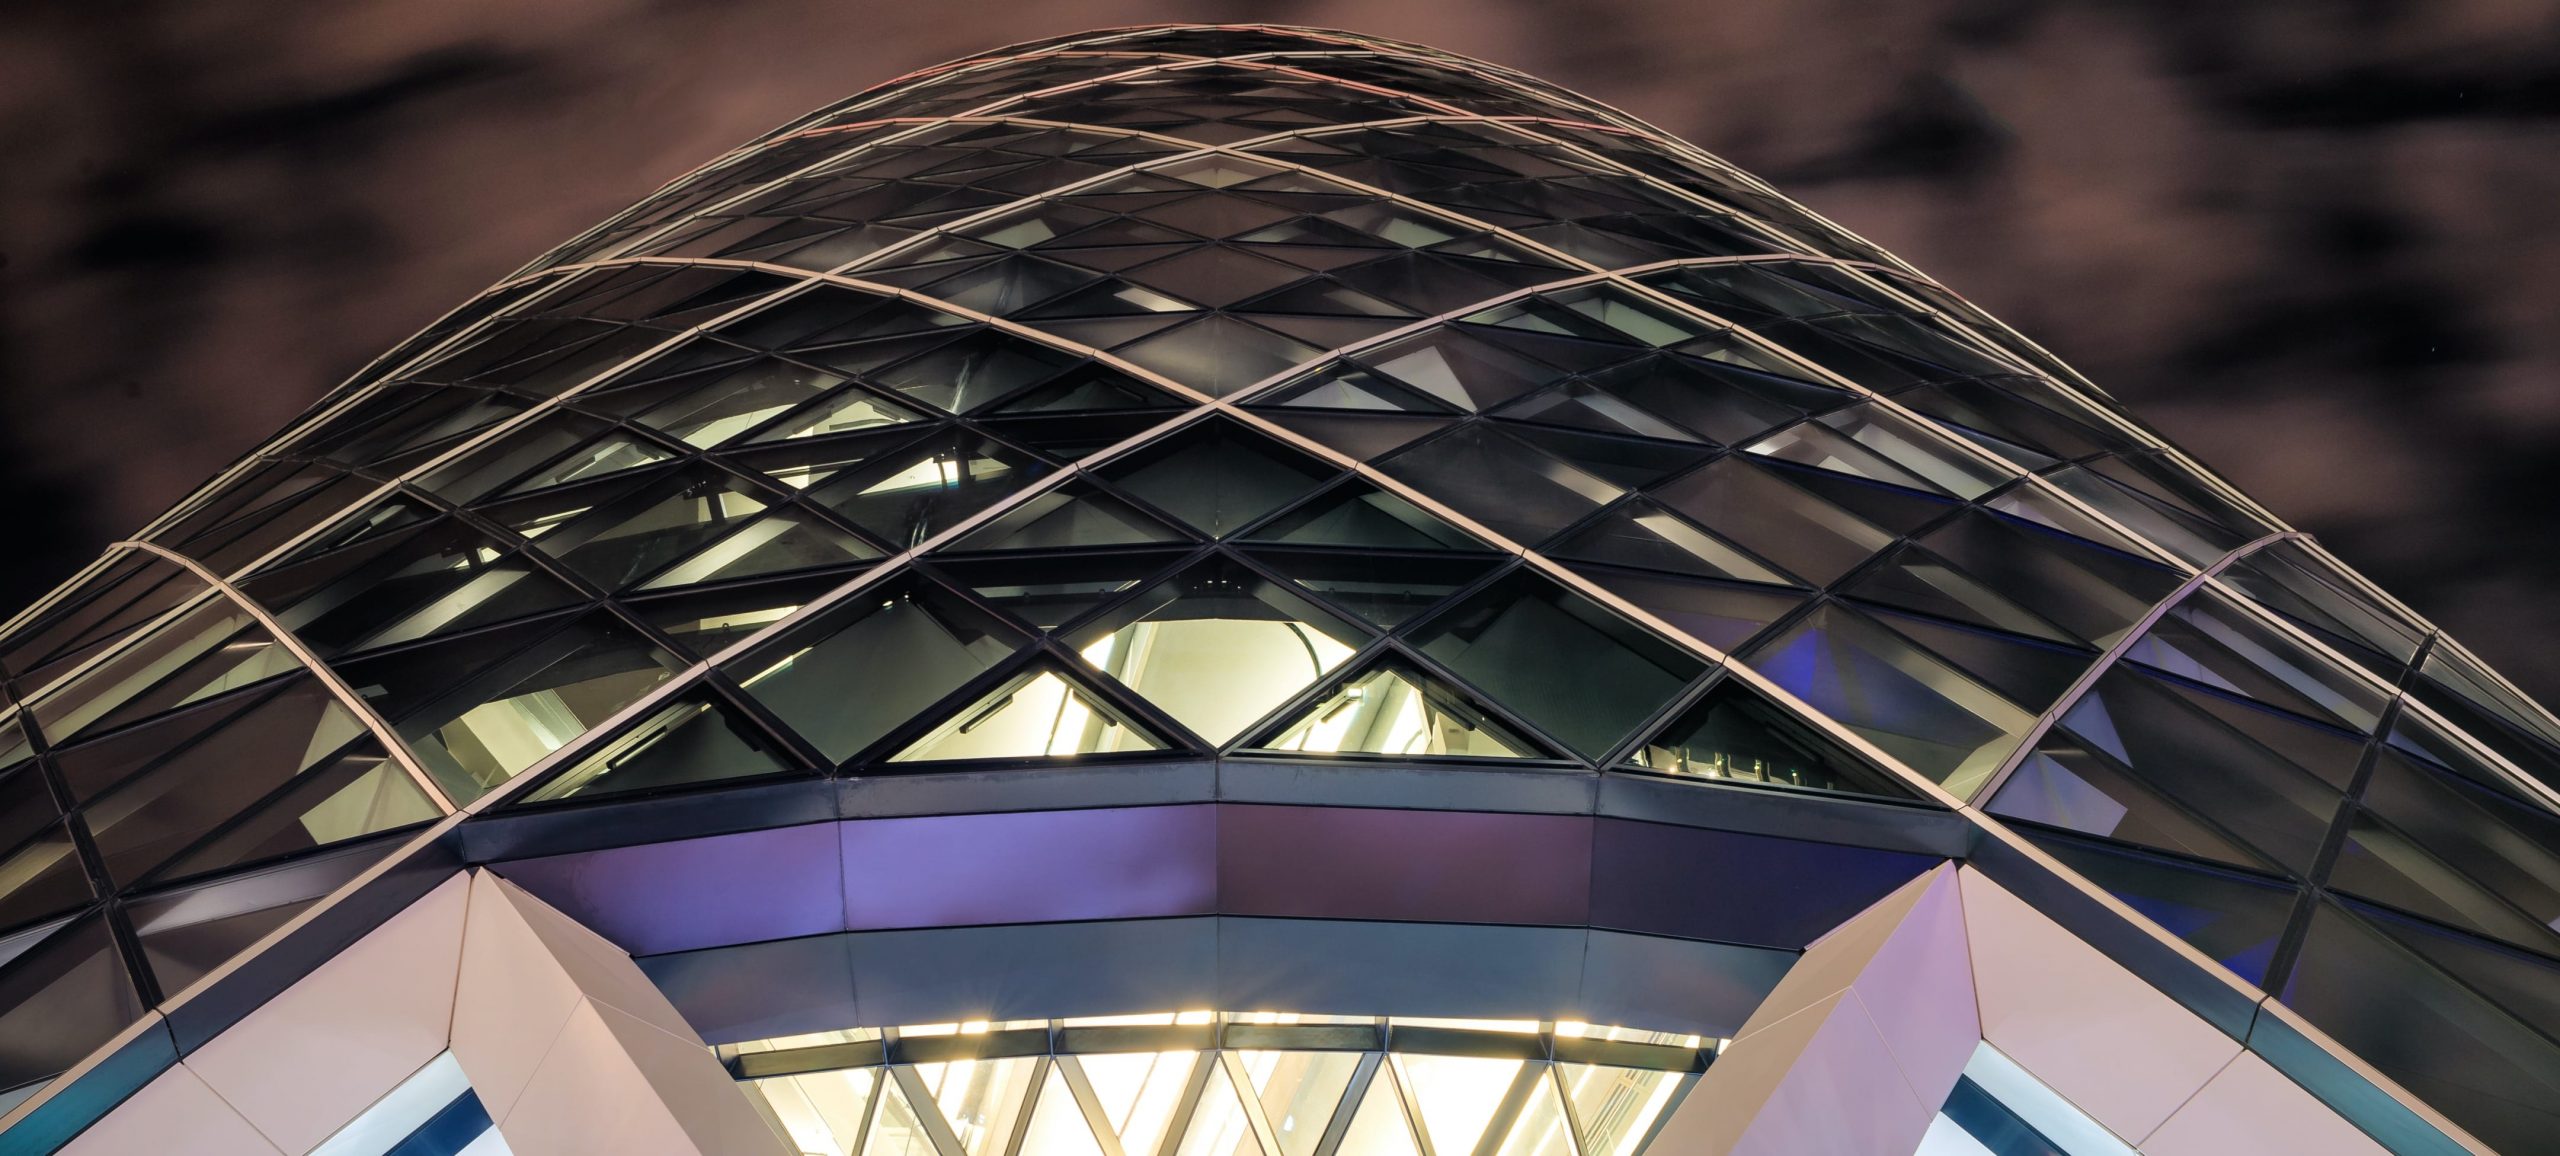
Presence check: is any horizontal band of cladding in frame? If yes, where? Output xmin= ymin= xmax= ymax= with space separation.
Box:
xmin=637 ymin=916 xmax=1799 ymax=1046
xmin=453 ymin=760 xmax=1973 ymax=865
xmin=486 ymin=803 xmax=1942 ymax=956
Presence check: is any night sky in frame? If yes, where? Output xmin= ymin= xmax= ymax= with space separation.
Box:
xmin=4 ymin=1 xmax=2559 ymax=699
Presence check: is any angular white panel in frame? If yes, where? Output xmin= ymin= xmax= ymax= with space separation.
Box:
xmin=497 ymin=1000 xmax=788 ymax=1156
xmin=493 ymin=1001 xmax=696 ymax=1156
xmin=2139 ymin=1052 xmax=2388 ymax=1155
xmin=585 ymin=1000 xmax=789 ymax=1155
xmin=59 ymin=1062 xmax=281 ymax=1156
xmin=1957 ymin=867 xmax=2239 ymax=1143
xmin=1658 ymin=990 xmax=1936 ymax=1156
xmin=1849 ymin=868 xmax=1977 ymax=1110
xmin=190 ymin=873 xmax=470 ymax=1155
xmin=451 ymin=873 xmax=590 ymax=1122
xmin=1737 ymin=866 xmax=1942 ymax=1033
xmin=484 ymin=875 xmax=695 ymax=1038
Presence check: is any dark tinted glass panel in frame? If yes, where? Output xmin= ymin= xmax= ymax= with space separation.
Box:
xmin=1629 ymin=679 xmax=1917 ymax=799
xmin=1408 ymin=570 xmax=1704 ymax=760
xmin=728 ymin=577 xmax=1026 ymax=762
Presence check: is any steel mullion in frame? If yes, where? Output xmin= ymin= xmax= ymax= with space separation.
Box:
xmin=115 ymin=541 xmax=458 ymax=814
xmin=1965 ymin=531 xmax=2301 ymax=805
xmin=1056 ymin=1054 xmax=1134 ymax=1156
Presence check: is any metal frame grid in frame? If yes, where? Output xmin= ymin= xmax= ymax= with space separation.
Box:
xmin=0 ymin=23 xmax=2549 ymax=1156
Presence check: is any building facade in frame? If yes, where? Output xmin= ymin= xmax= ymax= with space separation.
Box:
xmin=0 ymin=23 xmax=2554 ymax=1156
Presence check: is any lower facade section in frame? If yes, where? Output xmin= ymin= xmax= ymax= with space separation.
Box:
xmin=30 ymin=857 xmax=2455 ymax=1156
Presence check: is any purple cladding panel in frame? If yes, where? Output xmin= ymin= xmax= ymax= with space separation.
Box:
xmin=1217 ymin=805 xmax=1593 ymax=926
xmin=497 ymin=820 xmax=847 ymax=955
xmin=1588 ymin=818 xmax=1939 ymax=948
xmin=841 ymin=805 xmax=1218 ymax=930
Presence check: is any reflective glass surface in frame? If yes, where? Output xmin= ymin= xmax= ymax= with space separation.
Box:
xmin=3 ymin=25 xmax=2556 ymax=1149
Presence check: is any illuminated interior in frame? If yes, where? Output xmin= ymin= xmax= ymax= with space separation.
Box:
xmin=726 ymin=1014 xmax=1707 ymax=1156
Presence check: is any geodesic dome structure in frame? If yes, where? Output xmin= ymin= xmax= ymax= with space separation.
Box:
xmin=0 ymin=23 xmax=2555 ymax=1156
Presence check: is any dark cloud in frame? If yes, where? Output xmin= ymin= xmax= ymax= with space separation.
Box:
xmin=4 ymin=0 xmax=2559 ymax=701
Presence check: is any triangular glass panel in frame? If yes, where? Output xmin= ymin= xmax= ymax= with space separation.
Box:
xmin=915 ymin=1055 xmax=1040 ymax=1156
xmin=1866 ymin=611 xmax=2095 ymax=712
xmin=1124 ymin=245 xmax=1312 ymax=308
xmin=1246 ymin=549 xmax=1497 ymax=630
xmin=0 ymin=825 xmax=94 ymax=936
xmin=931 ymin=550 xmax=1186 ymax=632
xmin=1256 ymin=366 xmax=1460 ymax=414
xmin=25 ymin=599 xmax=298 ymax=745
xmin=244 ymin=519 xmax=582 ymax=659
xmin=2219 ymin=541 xmax=2426 ymax=669
xmin=1173 ymin=1058 xmax=1258 ymax=1156
xmin=1332 ymin=1067 xmax=1423 ymax=1156
xmin=352 ymin=612 xmax=685 ymax=802
xmin=806 ymin=432 xmax=1053 ymax=550
xmin=1628 ymin=679 xmax=1919 ymax=798
xmin=1394 ymin=1054 xmax=1522 ymax=1156
xmin=149 ymin=739 xmax=439 ymax=882
xmin=1408 ymin=570 xmax=1706 ymax=761
xmin=47 ymin=686 xmax=265 ymax=803
xmin=1076 ymin=1051 xmax=1199 ymax=1156
xmin=1574 ymin=569 xmax=1805 ymax=654
xmin=1842 ymin=544 xmax=2077 ymax=644
xmin=535 ymin=473 xmax=773 ymax=592
xmin=1910 ymin=508 xmax=2180 ymax=649
xmin=636 ymin=510 xmax=881 ymax=590
xmin=890 ymin=662 xmax=1170 ymax=762
xmin=1558 ymin=1063 xmax=1678 ymax=1156
xmin=745 ymin=1067 xmax=878 ymax=1156
xmin=1066 ymin=556 xmax=1370 ymax=745
xmin=1239 ymin=1050 xmax=1363 ymax=1156
xmin=2327 ymin=813 xmax=2560 ymax=952
xmin=1249 ymin=658 xmax=1550 ymax=760
xmin=747 ymin=386 xmax=931 ymax=443
xmin=1741 ymin=604 xmax=2036 ymax=798
xmin=1378 ymin=425 xmax=1622 ymax=547
xmin=1115 ymin=314 xmax=1326 ymax=396
xmin=2120 ymin=590 xmax=2388 ymax=735
xmin=523 ymin=689 xmax=803 ymax=803
xmin=626 ymin=358 xmax=854 ymax=447
xmin=1255 ymin=412 xmax=1455 ymax=462
xmin=505 ymin=431 xmax=679 ymax=497
xmin=1988 ymin=741 xmax=2270 ymax=870
xmin=940 ymin=481 xmax=1190 ymax=553
xmin=1244 ymin=481 xmax=1486 ymax=552
xmin=1014 ymin=1067 xmax=1111 ymax=1156
xmin=871 ymin=330 xmax=1084 ymax=414
xmin=1357 ymin=330 xmax=1562 ymax=411
xmin=1648 ymin=457 xmax=1896 ymax=587
xmin=1034 ymin=314 xmax=1196 ymax=352
xmin=1500 ymin=425 xmax=1712 ymax=489
xmin=1492 ymin=379 xmax=1705 ymax=443
xmin=985 ymin=364 xmax=1185 ymax=414
xmin=1488 ymin=1066 xmax=1574 ymax=1156
xmin=2031 ymin=669 xmax=2350 ymax=870
xmin=1016 ymin=278 xmax=1200 ymax=319
xmin=78 ymin=677 xmax=382 ymax=884
xmin=1546 ymin=501 xmax=1792 ymax=586
xmin=726 ymin=576 xmax=1028 ymax=763
xmin=415 ymin=411 xmax=616 ymax=502
xmin=1573 ymin=352 xmax=1838 ymax=446
xmin=2356 ymin=745 xmax=2560 ymax=935
xmin=2023 ymin=834 xmax=2298 ymax=987
xmin=866 ymin=1070 xmax=943 ymax=1156
xmin=1099 ymin=420 xmax=1341 ymax=538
